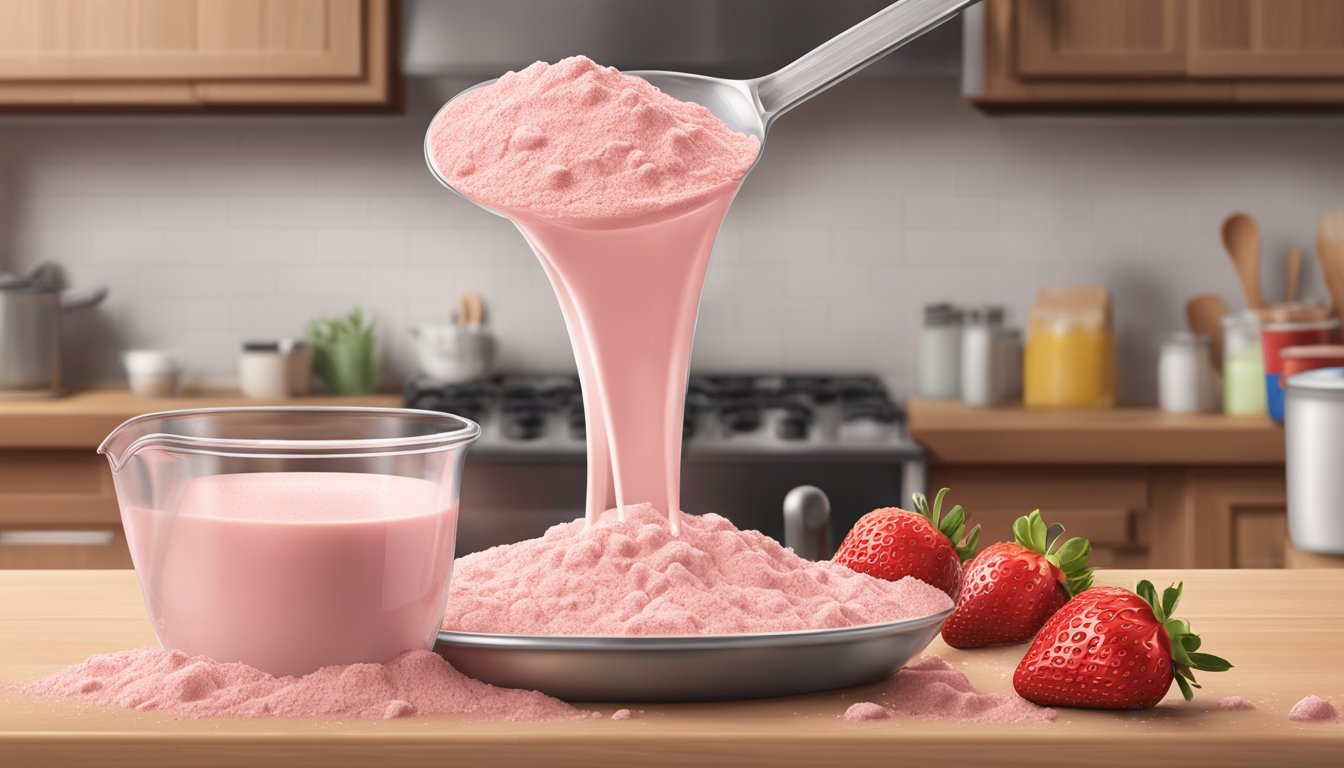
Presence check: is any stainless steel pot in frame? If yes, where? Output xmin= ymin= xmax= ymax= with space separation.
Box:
xmin=1284 ymin=366 xmax=1344 ymax=555
xmin=0 ymin=263 xmax=108 ymax=397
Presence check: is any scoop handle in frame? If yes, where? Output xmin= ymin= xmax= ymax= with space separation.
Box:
xmin=753 ymin=0 xmax=979 ymax=120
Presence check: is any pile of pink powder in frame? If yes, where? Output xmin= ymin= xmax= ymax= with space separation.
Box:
xmin=842 ymin=656 xmax=1055 ymax=724
xmin=22 ymin=648 xmax=592 ymax=722
xmin=426 ymin=55 xmax=759 ymax=220
xmin=442 ymin=504 xmax=953 ymax=636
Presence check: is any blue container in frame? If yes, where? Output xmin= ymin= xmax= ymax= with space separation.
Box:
xmin=1267 ymin=373 xmax=1286 ymax=423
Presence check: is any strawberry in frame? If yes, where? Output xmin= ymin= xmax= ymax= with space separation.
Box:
xmin=1013 ymin=580 xmax=1232 ymax=710
xmin=940 ymin=510 xmax=1093 ymax=649
xmin=832 ymin=488 xmax=980 ymax=599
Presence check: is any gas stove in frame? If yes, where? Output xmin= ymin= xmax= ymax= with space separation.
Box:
xmin=406 ymin=374 xmax=924 ymax=556
xmin=404 ymin=374 xmax=920 ymax=459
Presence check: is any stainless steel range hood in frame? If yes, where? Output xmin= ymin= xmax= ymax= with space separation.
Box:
xmin=402 ymin=0 xmax=962 ymax=79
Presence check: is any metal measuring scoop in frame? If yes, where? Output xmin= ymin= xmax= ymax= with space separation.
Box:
xmin=425 ymin=0 xmax=980 ymax=191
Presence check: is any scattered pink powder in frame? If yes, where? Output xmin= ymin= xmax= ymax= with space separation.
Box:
xmin=427 ymin=56 xmax=760 ymax=220
xmin=843 ymin=702 xmax=892 ymax=721
xmin=842 ymin=656 xmax=1055 ymax=724
xmin=21 ymin=648 xmax=593 ymax=722
xmin=1218 ymin=695 xmax=1257 ymax=711
xmin=611 ymin=708 xmax=633 ymax=721
xmin=1289 ymin=696 xmax=1340 ymax=722
xmin=442 ymin=504 xmax=953 ymax=636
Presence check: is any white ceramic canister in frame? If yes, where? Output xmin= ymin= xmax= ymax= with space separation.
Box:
xmin=1158 ymin=332 xmax=1216 ymax=413
xmin=917 ymin=303 xmax=963 ymax=400
xmin=1284 ymin=366 xmax=1344 ymax=555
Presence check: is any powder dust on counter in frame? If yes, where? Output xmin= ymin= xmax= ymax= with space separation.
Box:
xmin=842 ymin=656 xmax=1055 ymax=724
xmin=1217 ymin=695 xmax=1257 ymax=711
xmin=442 ymin=504 xmax=953 ymax=636
xmin=426 ymin=55 xmax=759 ymax=221
xmin=20 ymin=648 xmax=594 ymax=721
xmin=1289 ymin=696 xmax=1340 ymax=722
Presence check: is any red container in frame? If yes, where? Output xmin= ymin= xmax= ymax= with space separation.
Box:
xmin=1262 ymin=320 xmax=1340 ymax=377
xmin=1281 ymin=345 xmax=1344 ymax=382
xmin=1261 ymin=319 xmax=1338 ymax=422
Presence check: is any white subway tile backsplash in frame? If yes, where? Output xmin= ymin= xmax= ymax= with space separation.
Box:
xmin=2 ymin=79 xmax=1342 ymax=404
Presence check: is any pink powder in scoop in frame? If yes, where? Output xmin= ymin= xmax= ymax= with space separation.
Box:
xmin=21 ymin=648 xmax=592 ymax=722
xmin=843 ymin=656 xmax=1055 ymax=724
xmin=1289 ymin=696 xmax=1340 ymax=722
xmin=427 ymin=55 xmax=759 ymax=220
xmin=611 ymin=708 xmax=634 ymax=721
xmin=443 ymin=504 xmax=953 ymax=636
xmin=1218 ymin=695 xmax=1257 ymax=711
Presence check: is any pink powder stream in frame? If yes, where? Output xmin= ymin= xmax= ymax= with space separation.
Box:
xmin=443 ymin=504 xmax=952 ymax=636
xmin=842 ymin=656 xmax=1056 ymax=724
xmin=427 ymin=57 xmax=761 ymax=530
xmin=21 ymin=648 xmax=593 ymax=722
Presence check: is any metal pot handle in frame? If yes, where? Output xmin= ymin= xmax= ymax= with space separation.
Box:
xmin=60 ymin=285 xmax=108 ymax=312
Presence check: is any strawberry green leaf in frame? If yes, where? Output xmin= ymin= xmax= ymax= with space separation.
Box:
xmin=1174 ymin=674 xmax=1196 ymax=701
xmin=1187 ymin=653 xmax=1233 ymax=672
xmin=1045 ymin=522 xmax=1065 ymax=550
xmin=1162 ymin=582 xmax=1183 ymax=619
xmin=914 ymin=488 xmax=982 ymax=562
xmin=1136 ymin=580 xmax=1160 ymax=617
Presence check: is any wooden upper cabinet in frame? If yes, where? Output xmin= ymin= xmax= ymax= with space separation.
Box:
xmin=1017 ymin=0 xmax=1189 ymax=77
xmin=970 ymin=0 xmax=1344 ymax=108
xmin=0 ymin=0 xmax=394 ymax=109
xmin=1189 ymin=0 xmax=1344 ymax=78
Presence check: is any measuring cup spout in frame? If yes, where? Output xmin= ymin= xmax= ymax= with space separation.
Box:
xmin=751 ymin=0 xmax=981 ymax=122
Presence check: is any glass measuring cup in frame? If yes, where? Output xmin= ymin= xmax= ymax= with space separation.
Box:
xmin=425 ymin=0 xmax=977 ymax=531
xmin=98 ymin=407 xmax=479 ymax=677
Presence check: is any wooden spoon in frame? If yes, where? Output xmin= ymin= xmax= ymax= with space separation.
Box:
xmin=1220 ymin=213 xmax=1262 ymax=309
xmin=1186 ymin=293 xmax=1228 ymax=367
xmin=458 ymin=292 xmax=484 ymax=328
xmin=1319 ymin=210 xmax=1344 ymax=317
xmin=1286 ymin=247 xmax=1302 ymax=303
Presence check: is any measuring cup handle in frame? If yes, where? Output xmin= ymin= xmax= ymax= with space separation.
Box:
xmin=752 ymin=0 xmax=978 ymax=120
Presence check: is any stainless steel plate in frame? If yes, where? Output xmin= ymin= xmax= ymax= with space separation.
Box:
xmin=435 ymin=608 xmax=951 ymax=702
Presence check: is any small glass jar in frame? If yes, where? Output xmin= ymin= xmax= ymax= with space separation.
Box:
xmin=1024 ymin=315 xmax=1115 ymax=408
xmin=1222 ymin=312 xmax=1266 ymax=416
xmin=1158 ymin=332 xmax=1215 ymax=413
xmin=918 ymin=303 xmax=963 ymax=400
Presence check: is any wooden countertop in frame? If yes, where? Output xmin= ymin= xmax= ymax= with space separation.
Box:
xmin=909 ymin=399 xmax=1286 ymax=465
xmin=2 ymin=569 xmax=1340 ymax=767
xmin=0 ymin=389 xmax=400 ymax=449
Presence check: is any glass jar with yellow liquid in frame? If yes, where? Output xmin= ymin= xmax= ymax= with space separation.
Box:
xmin=1024 ymin=286 xmax=1115 ymax=409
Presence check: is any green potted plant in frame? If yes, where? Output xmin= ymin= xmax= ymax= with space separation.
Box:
xmin=306 ymin=307 xmax=378 ymax=395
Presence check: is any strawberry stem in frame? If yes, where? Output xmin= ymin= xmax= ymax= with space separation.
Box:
xmin=1135 ymin=580 xmax=1233 ymax=701
xmin=1011 ymin=510 xmax=1094 ymax=596
xmin=911 ymin=487 xmax=981 ymax=562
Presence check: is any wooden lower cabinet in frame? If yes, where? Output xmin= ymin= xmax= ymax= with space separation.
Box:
xmin=0 ymin=449 xmax=129 ymax=569
xmin=928 ymin=464 xmax=1287 ymax=569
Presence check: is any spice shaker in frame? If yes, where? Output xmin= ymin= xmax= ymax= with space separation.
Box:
xmin=918 ymin=303 xmax=963 ymax=400
xmin=1158 ymin=332 xmax=1216 ymax=413
xmin=961 ymin=306 xmax=1005 ymax=407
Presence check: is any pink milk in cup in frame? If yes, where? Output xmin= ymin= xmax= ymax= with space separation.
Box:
xmin=99 ymin=407 xmax=479 ymax=677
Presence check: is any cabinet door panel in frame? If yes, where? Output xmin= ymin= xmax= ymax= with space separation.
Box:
xmin=1017 ymin=0 xmax=1189 ymax=77
xmin=1190 ymin=0 xmax=1344 ymax=77
xmin=0 ymin=0 xmax=362 ymax=80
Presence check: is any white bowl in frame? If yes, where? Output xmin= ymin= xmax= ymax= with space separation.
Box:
xmin=411 ymin=326 xmax=496 ymax=383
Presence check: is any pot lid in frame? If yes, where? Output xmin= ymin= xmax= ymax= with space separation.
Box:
xmin=1285 ymin=366 xmax=1344 ymax=392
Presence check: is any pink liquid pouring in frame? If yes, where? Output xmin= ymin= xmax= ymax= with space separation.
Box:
xmin=123 ymin=472 xmax=458 ymax=677
xmin=427 ymin=56 xmax=759 ymax=533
